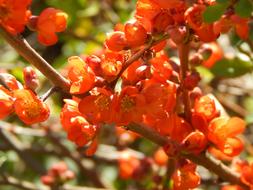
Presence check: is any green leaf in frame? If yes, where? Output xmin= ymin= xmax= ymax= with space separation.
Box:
xmin=210 ymin=57 xmax=253 ymax=78
xmin=216 ymin=0 xmax=229 ymax=3
xmin=203 ymin=3 xmax=227 ymax=23
xmin=235 ymin=0 xmax=253 ymax=18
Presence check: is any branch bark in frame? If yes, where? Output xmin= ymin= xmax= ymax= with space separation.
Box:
xmin=0 ymin=26 xmax=70 ymax=93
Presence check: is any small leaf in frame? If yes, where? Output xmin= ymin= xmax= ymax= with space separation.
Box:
xmin=210 ymin=57 xmax=253 ymax=78
xmin=235 ymin=0 xmax=253 ymax=18
xmin=203 ymin=3 xmax=227 ymax=23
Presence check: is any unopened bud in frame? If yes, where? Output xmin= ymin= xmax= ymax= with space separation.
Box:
xmin=23 ymin=67 xmax=39 ymax=91
xmin=167 ymin=26 xmax=187 ymax=45
xmin=27 ymin=16 xmax=38 ymax=31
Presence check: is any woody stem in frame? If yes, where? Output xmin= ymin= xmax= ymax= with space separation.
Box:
xmin=178 ymin=43 xmax=191 ymax=122
xmin=0 ymin=26 xmax=70 ymax=93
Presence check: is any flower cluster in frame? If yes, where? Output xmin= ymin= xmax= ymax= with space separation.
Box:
xmin=0 ymin=0 xmax=67 ymax=45
xmin=0 ymin=68 xmax=49 ymax=124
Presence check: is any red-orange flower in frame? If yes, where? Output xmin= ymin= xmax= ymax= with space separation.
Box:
xmin=181 ymin=131 xmax=207 ymax=154
xmin=201 ymin=42 xmax=223 ymax=68
xmin=194 ymin=95 xmax=219 ymax=122
xmin=78 ymin=88 xmax=114 ymax=124
xmin=172 ymin=161 xmax=200 ymax=190
xmin=152 ymin=0 xmax=182 ymax=9
xmin=0 ymin=85 xmax=14 ymax=119
xmin=60 ymin=99 xmax=98 ymax=147
xmin=118 ymin=150 xmax=141 ymax=179
xmin=185 ymin=4 xmax=218 ymax=42
xmin=100 ymin=51 xmax=124 ymax=81
xmin=67 ymin=56 xmax=95 ymax=94
xmin=208 ymin=117 xmax=245 ymax=156
xmin=149 ymin=55 xmax=172 ymax=83
xmin=105 ymin=31 xmax=127 ymax=52
xmin=13 ymin=89 xmax=50 ymax=124
xmin=221 ymin=185 xmax=244 ymax=190
xmin=36 ymin=8 xmax=68 ymax=46
xmin=114 ymin=86 xmax=146 ymax=125
xmin=124 ymin=20 xmax=147 ymax=48
xmin=0 ymin=0 xmax=31 ymax=34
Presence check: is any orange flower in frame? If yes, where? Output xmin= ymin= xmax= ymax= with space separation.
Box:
xmin=124 ymin=20 xmax=147 ymax=48
xmin=13 ymin=89 xmax=50 ymax=124
xmin=67 ymin=56 xmax=95 ymax=94
xmin=0 ymin=0 xmax=31 ymax=34
xmin=152 ymin=0 xmax=182 ymax=9
xmin=114 ymin=86 xmax=146 ymax=125
xmin=181 ymin=131 xmax=207 ymax=155
xmin=156 ymin=114 xmax=192 ymax=142
xmin=141 ymin=80 xmax=177 ymax=117
xmin=221 ymin=185 xmax=243 ymax=190
xmin=208 ymin=117 xmax=245 ymax=156
xmin=36 ymin=8 xmax=68 ymax=46
xmin=194 ymin=95 xmax=219 ymax=122
xmin=0 ymin=85 xmax=14 ymax=119
xmin=0 ymin=73 xmax=23 ymax=90
xmin=60 ymin=99 xmax=98 ymax=147
xmin=60 ymin=99 xmax=81 ymax=131
xmin=149 ymin=55 xmax=172 ymax=83
xmin=231 ymin=15 xmax=249 ymax=40
xmin=214 ymin=14 xmax=249 ymax=40
xmin=136 ymin=0 xmax=160 ymax=21
xmin=118 ymin=150 xmax=140 ymax=179
xmin=100 ymin=51 xmax=124 ymax=81
xmin=105 ymin=31 xmax=127 ymax=52
xmin=153 ymin=147 xmax=168 ymax=166
xmin=201 ymin=42 xmax=223 ymax=68
xmin=78 ymin=88 xmax=114 ymax=124
xmin=185 ymin=4 xmax=218 ymax=42
xmin=172 ymin=161 xmax=200 ymax=190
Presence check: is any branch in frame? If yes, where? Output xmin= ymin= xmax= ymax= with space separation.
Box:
xmin=0 ymin=121 xmax=46 ymax=137
xmin=110 ymin=34 xmax=169 ymax=86
xmin=178 ymin=43 xmax=191 ymax=121
xmin=0 ymin=127 xmax=46 ymax=175
xmin=0 ymin=26 xmax=70 ymax=93
xmin=127 ymin=123 xmax=249 ymax=189
xmin=47 ymin=131 xmax=106 ymax=188
xmin=0 ymin=175 xmax=109 ymax=190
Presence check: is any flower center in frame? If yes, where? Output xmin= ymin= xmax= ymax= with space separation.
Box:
xmin=121 ymin=95 xmax=135 ymax=112
xmin=95 ymin=94 xmax=110 ymax=110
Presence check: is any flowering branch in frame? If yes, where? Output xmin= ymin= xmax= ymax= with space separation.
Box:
xmin=0 ymin=25 xmax=249 ymax=189
xmin=127 ymin=123 xmax=249 ymax=189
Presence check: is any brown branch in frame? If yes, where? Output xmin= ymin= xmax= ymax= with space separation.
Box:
xmin=178 ymin=43 xmax=191 ymax=121
xmin=0 ymin=127 xmax=46 ymax=175
xmin=0 ymin=175 xmax=109 ymax=190
xmin=47 ymin=131 xmax=106 ymax=188
xmin=110 ymin=34 xmax=169 ymax=86
xmin=0 ymin=26 xmax=70 ymax=93
xmin=0 ymin=121 xmax=46 ymax=137
xmin=127 ymin=123 xmax=249 ymax=189
xmin=0 ymin=175 xmax=41 ymax=190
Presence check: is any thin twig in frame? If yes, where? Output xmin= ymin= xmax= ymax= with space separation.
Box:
xmin=110 ymin=34 xmax=169 ymax=86
xmin=40 ymin=86 xmax=61 ymax=102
